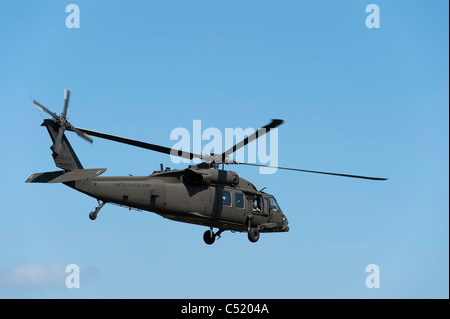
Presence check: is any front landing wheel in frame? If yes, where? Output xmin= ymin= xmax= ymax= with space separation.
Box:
xmin=203 ymin=230 xmax=215 ymax=245
xmin=248 ymin=227 xmax=260 ymax=243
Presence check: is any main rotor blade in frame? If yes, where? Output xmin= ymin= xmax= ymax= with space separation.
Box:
xmin=71 ymin=127 xmax=202 ymax=160
xmin=33 ymin=100 xmax=59 ymax=120
xmin=69 ymin=125 xmax=94 ymax=144
xmin=221 ymin=119 xmax=284 ymax=161
xmin=232 ymin=162 xmax=388 ymax=181
xmin=62 ymin=89 xmax=70 ymax=118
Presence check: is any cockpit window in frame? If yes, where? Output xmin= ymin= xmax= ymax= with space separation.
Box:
xmin=270 ymin=197 xmax=281 ymax=212
xmin=222 ymin=190 xmax=232 ymax=207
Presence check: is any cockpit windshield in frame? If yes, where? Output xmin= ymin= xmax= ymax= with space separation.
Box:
xmin=270 ymin=197 xmax=281 ymax=212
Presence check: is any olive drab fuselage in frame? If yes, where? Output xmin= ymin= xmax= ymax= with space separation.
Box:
xmin=67 ymin=167 xmax=289 ymax=233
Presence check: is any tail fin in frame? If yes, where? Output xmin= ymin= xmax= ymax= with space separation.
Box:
xmin=42 ymin=119 xmax=83 ymax=171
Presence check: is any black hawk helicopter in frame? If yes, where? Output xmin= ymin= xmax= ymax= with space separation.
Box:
xmin=27 ymin=89 xmax=387 ymax=244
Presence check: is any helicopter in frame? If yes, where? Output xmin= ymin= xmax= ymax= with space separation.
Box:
xmin=26 ymin=89 xmax=387 ymax=245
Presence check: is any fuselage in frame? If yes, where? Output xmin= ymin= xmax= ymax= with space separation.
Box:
xmin=65 ymin=168 xmax=289 ymax=233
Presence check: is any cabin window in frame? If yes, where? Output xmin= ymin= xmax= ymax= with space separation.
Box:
xmin=235 ymin=192 xmax=245 ymax=209
xmin=222 ymin=190 xmax=232 ymax=207
xmin=252 ymin=195 xmax=262 ymax=212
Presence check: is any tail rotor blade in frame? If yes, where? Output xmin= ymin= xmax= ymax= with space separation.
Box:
xmin=62 ymin=89 xmax=70 ymax=118
xmin=69 ymin=125 xmax=94 ymax=144
xmin=33 ymin=100 xmax=59 ymax=120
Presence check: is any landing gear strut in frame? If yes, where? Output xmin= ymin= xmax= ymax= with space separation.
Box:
xmin=89 ymin=199 xmax=106 ymax=220
xmin=203 ymin=228 xmax=224 ymax=245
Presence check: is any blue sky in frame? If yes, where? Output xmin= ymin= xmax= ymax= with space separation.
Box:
xmin=0 ymin=1 xmax=448 ymax=298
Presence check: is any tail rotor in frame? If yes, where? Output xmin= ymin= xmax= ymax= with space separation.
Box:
xmin=33 ymin=88 xmax=93 ymax=154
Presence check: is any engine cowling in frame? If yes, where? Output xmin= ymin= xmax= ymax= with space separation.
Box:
xmin=183 ymin=168 xmax=239 ymax=186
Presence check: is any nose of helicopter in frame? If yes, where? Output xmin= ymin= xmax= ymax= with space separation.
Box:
xmin=282 ymin=215 xmax=289 ymax=232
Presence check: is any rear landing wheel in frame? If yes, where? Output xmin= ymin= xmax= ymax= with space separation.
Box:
xmin=203 ymin=230 xmax=215 ymax=245
xmin=89 ymin=200 xmax=106 ymax=221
